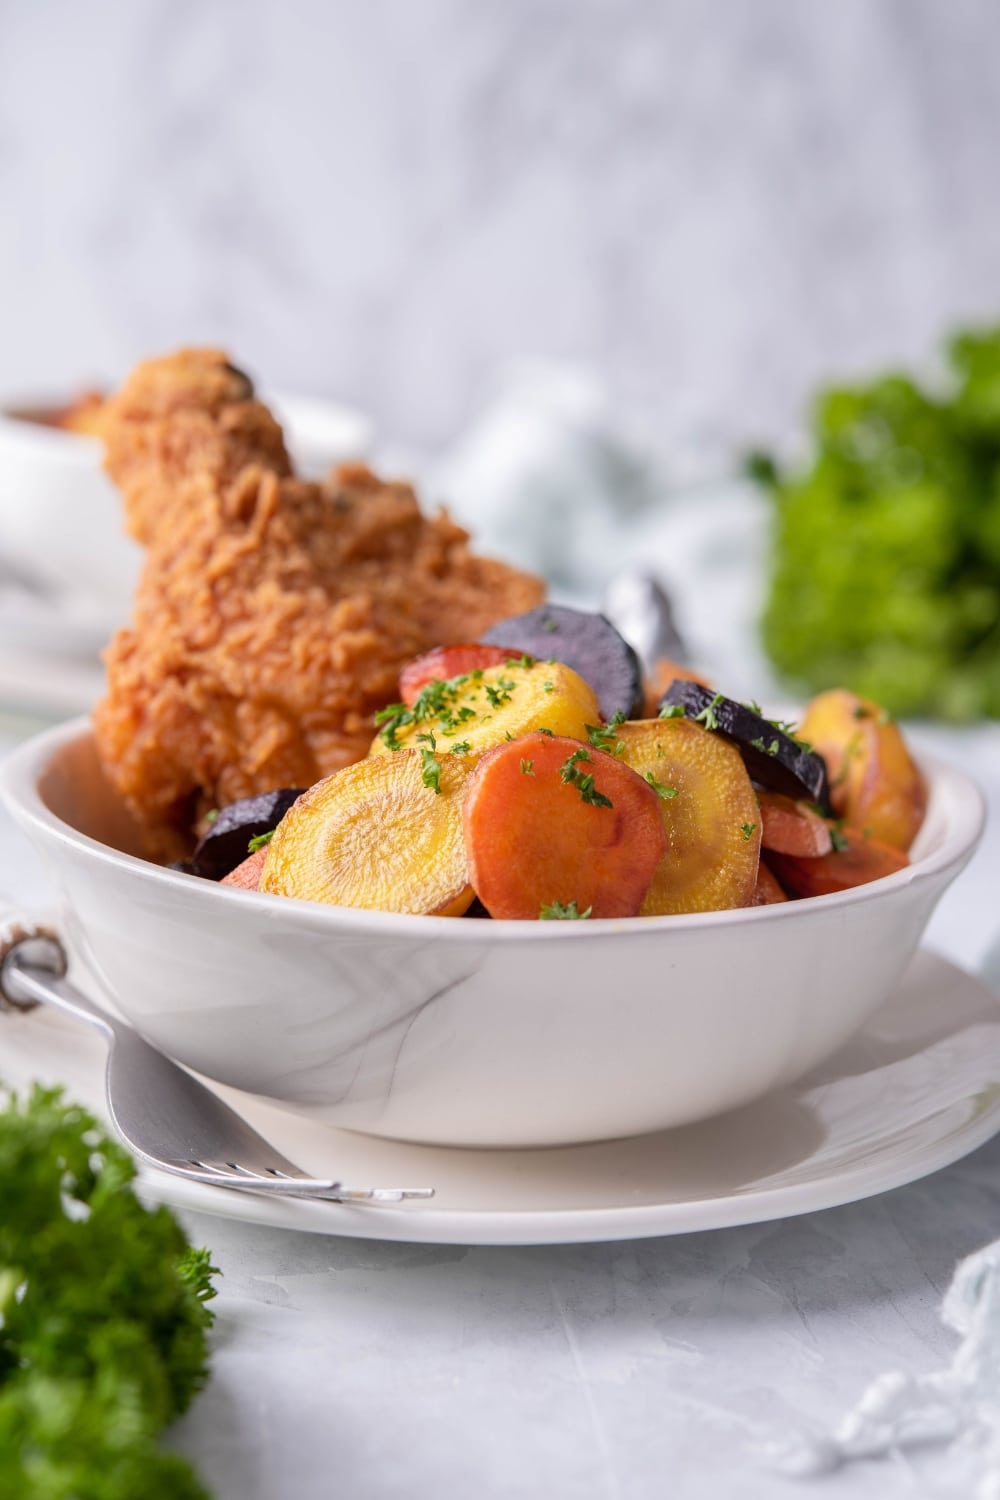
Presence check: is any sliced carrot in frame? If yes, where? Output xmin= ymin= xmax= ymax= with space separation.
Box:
xmin=370 ymin=660 xmax=600 ymax=763
xmin=261 ymin=750 xmax=474 ymax=915
xmin=765 ymin=827 xmax=908 ymax=899
xmin=462 ymin=733 xmax=666 ymax=920
xmin=758 ymin=791 xmax=833 ymax=858
xmin=399 ymin=644 xmax=520 ymax=706
xmin=614 ymin=718 xmax=760 ymax=914
xmin=798 ymin=689 xmax=927 ymax=852
xmin=753 ymin=859 xmax=789 ymax=904
xmin=641 ymin=658 xmax=714 ymax=718
xmin=221 ymin=847 xmax=267 ymax=890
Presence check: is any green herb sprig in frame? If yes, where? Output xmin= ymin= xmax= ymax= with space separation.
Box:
xmin=539 ymin=900 xmax=592 ymax=920
xmin=559 ymin=748 xmax=613 ymax=808
xmin=0 ymin=1085 xmax=218 ymax=1499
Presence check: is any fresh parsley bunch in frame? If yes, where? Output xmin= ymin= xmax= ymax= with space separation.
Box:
xmin=0 ymin=1085 xmax=218 ymax=1499
xmin=750 ymin=326 xmax=1000 ymax=720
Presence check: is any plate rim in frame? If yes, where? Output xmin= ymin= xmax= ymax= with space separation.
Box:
xmin=5 ymin=950 xmax=999 ymax=1245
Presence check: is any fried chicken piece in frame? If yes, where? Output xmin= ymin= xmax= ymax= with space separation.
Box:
xmin=94 ymin=350 xmax=544 ymax=860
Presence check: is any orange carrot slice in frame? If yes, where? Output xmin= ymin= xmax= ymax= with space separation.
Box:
xmin=462 ymin=733 xmax=666 ymax=920
xmin=753 ymin=859 xmax=789 ymax=905
xmin=261 ymin=750 xmax=474 ymax=915
xmin=399 ymin=645 xmax=520 ymax=706
xmin=220 ymin=847 xmax=267 ymax=890
xmin=758 ymin=791 xmax=833 ymax=858
xmin=614 ymin=718 xmax=760 ymax=914
xmin=765 ymin=827 xmax=908 ymax=899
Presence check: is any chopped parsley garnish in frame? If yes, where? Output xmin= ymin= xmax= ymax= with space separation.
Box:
xmin=520 ymin=758 xmax=535 ymax=775
xmin=416 ymin=731 xmax=442 ymax=793
xmin=542 ymin=615 xmax=559 ymax=633
xmin=658 ymin=704 xmax=686 ymax=719
xmin=693 ymin=692 xmax=725 ymax=731
xmin=506 ymin=655 xmax=534 ymax=669
xmin=485 ymin=676 xmax=516 ymax=710
xmin=204 ymin=808 xmax=219 ymax=825
xmin=644 ymin=772 xmax=678 ymax=800
xmin=543 ymin=681 xmax=554 ymax=693
xmin=537 ymin=727 xmax=554 ymax=736
xmin=450 ymin=741 xmax=472 ymax=755
xmin=560 ymin=747 xmax=613 ymax=808
xmin=375 ymin=700 xmax=414 ymax=750
xmin=740 ymin=701 xmax=813 ymax=753
xmin=374 ymin=700 xmax=408 ymax=726
xmin=247 ymin=829 xmax=275 ymax=853
xmin=586 ymin=713 xmax=627 ymax=756
xmin=829 ymin=824 xmax=850 ymax=852
xmin=740 ymin=822 xmax=757 ymax=841
xmin=539 ymin=900 xmax=592 ymax=920
xmin=750 ymin=736 xmax=780 ymax=756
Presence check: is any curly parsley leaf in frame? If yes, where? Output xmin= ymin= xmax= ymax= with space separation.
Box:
xmin=0 ymin=1085 xmax=219 ymax=1500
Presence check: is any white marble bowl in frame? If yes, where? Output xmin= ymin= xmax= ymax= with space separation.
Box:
xmin=0 ymin=719 xmax=985 ymax=1148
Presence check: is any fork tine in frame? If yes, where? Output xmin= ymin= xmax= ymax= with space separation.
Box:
xmin=177 ymin=1158 xmax=434 ymax=1203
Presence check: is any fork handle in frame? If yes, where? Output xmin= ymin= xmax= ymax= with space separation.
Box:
xmin=0 ymin=922 xmax=115 ymax=1040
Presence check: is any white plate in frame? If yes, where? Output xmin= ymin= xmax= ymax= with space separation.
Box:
xmin=2 ymin=949 xmax=998 ymax=1245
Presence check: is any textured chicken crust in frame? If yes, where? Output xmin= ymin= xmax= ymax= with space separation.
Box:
xmin=93 ymin=349 xmax=544 ymax=859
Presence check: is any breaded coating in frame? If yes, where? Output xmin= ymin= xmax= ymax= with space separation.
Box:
xmin=93 ymin=350 xmax=544 ymax=859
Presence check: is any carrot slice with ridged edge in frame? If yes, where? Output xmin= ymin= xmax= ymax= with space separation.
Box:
xmin=766 ymin=827 xmax=908 ymax=899
xmin=370 ymin=660 xmax=600 ymax=763
xmin=797 ymin=689 xmax=926 ymax=853
xmin=462 ymin=733 xmax=666 ymax=920
xmin=260 ymin=750 xmax=474 ymax=915
xmin=399 ymin=645 xmax=520 ymax=706
xmin=758 ymin=791 xmax=833 ymax=858
xmin=614 ymin=718 xmax=760 ymax=914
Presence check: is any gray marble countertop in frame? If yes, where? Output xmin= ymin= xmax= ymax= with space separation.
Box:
xmin=2 ymin=717 xmax=999 ymax=1500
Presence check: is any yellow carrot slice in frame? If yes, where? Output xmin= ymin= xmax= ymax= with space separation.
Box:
xmin=798 ymin=689 xmax=926 ymax=852
xmin=615 ymin=718 xmax=761 ymax=914
xmin=369 ymin=660 xmax=599 ymax=764
xmin=261 ymin=750 xmax=473 ymax=915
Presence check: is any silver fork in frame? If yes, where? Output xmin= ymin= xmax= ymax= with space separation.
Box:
xmin=0 ymin=924 xmax=433 ymax=1206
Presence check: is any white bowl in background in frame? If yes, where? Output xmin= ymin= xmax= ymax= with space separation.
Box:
xmin=0 ymin=719 xmax=984 ymax=1149
xmin=0 ymin=393 xmax=373 ymax=632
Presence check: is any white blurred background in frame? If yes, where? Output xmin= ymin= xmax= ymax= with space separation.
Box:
xmin=3 ymin=0 xmax=999 ymax=466
xmin=2 ymin=0 xmax=1000 ymax=716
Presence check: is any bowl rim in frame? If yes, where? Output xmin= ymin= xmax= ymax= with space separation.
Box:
xmin=0 ymin=716 xmax=986 ymax=943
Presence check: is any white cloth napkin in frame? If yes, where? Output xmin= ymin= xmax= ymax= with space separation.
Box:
xmin=763 ymin=1237 xmax=1000 ymax=1496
